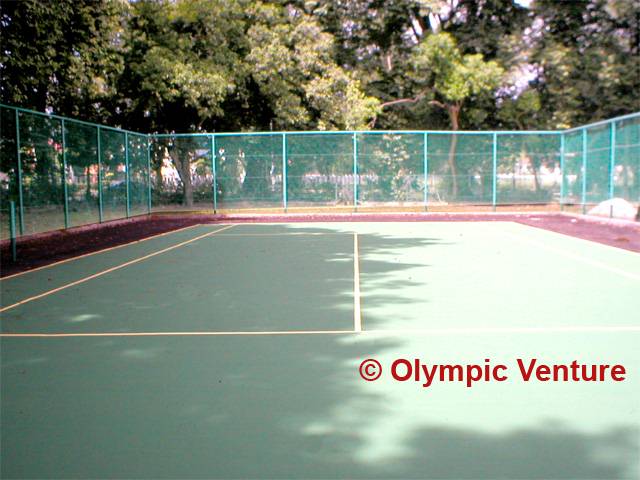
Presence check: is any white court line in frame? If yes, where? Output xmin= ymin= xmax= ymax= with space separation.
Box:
xmin=511 ymin=220 xmax=640 ymax=255
xmin=0 ymin=223 xmax=204 ymax=281
xmin=1 ymin=224 xmax=349 ymax=281
xmin=213 ymin=232 xmax=350 ymax=236
xmin=2 ymin=325 xmax=639 ymax=338
xmin=354 ymin=233 xmax=362 ymax=332
xmin=0 ymin=225 xmax=235 ymax=314
xmin=214 ymin=221 xmax=512 ymax=225
xmin=496 ymin=227 xmax=640 ymax=281
xmin=358 ymin=326 xmax=640 ymax=335
xmin=0 ymin=330 xmax=354 ymax=338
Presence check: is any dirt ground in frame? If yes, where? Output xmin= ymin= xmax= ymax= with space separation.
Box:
xmin=1 ymin=210 xmax=638 ymax=277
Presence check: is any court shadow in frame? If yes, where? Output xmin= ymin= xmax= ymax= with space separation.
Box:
xmin=2 ymin=333 xmax=638 ymax=479
xmin=1 ymin=224 xmax=638 ymax=478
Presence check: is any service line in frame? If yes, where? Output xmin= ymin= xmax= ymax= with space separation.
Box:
xmin=0 ymin=225 xmax=234 ymax=313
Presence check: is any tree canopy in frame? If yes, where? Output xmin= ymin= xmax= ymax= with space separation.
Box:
xmin=1 ymin=0 xmax=638 ymax=133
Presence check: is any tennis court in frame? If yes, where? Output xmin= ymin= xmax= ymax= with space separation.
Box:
xmin=1 ymin=221 xmax=639 ymax=478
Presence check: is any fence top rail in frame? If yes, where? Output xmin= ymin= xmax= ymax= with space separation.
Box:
xmin=0 ymin=103 xmax=147 ymax=137
xmin=563 ymin=111 xmax=640 ymax=134
xmin=151 ymin=129 xmax=563 ymax=138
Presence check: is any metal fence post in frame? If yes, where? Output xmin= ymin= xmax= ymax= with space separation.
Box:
xmin=97 ymin=126 xmax=104 ymax=222
xmin=9 ymin=200 xmax=17 ymax=261
xmin=147 ymin=135 xmax=152 ymax=214
xmin=282 ymin=133 xmax=287 ymax=211
xmin=609 ymin=121 xmax=616 ymax=200
xmin=125 ymin=132 xmax=130 ymax=217
xmin=353 ymin=132 xmax=358 ymax=211
xmin=15 ymin=109 xmax=24 ymax=235
xmin=581 ymin=128 xmax=588 ymax=214
xmin=211 ymin=134 xmax=217 ymax=213
xmin=423 ymin=132 xmax=428 ymax=211
xmin=492 ymin=132 xmax=498 ymax=211
xmin=61 ymin=119 xmax=69 ymax=228
xmin=559 ymin=132 xmax=565 ymax=210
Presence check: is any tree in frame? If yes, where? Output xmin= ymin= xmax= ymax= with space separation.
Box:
xmin=0 ymin=0 xmax=125 ymax=216
xmin=116 ymin=0 xmax=242 ymax=206
xmin=242 ymin=2 xmax=381 ymax=198
xmin=530 ymin=0 xmax=640 ymax=128
xmin=306 ymin=0 xmax=529 ymax=130
xmin=0 ymin=0 xmax=125 ymax=122
xmin=373 ymin=33 xmax=503 ymax=195
xmin=245 ymin=2 xmax=379 ymax=131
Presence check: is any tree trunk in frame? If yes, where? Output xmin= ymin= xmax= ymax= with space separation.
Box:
xmin=86 ymin=165 xmax=92 ymax=201
xmin=182 ymin=166 xmax=193 ymax=207
xmin=169 ymin=146 xmax=194 ymax=207
xmin=447 ymin=104 xmax=460 ymax=197
xmin=178 ymin=153 xmax=193 ymax=207
xmin=525 ymin=145 xmax=540 ymax=193
xmin=243 ymin=151 xmax=269 ymax=200
xmin=155 ymin=162 xmax=163 ymax=191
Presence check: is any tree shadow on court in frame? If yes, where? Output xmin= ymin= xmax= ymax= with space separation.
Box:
xmin=1 ymin=225 xmax=638 ymax=479
xmin=3 ymin=333 xmax=638 ymax=479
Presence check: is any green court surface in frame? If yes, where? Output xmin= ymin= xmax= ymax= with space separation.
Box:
xmin=1 ymin=222 xmax=639 ymax=479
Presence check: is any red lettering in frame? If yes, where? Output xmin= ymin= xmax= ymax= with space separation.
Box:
xmin=493 ymin=365 xmax=508 ymax=381
xmin=440 ymin=364 xmax=464 ymax=382
xmin=391 ymin=359 xmax=412 ymax=381
xmin=536 ymin=364 xmax=551 ymax=381
xmin=421 ymin=364 xmax=438 ymax=388
xmin=466 ymin=365 xmax=483 ymax=387
xmin=571 ymin=360 xmax=580 ymax=381
xmin=517 ymin=358 xmax=537 ymax=381
xmin=611 ymin=365 xmax=626 ymax=381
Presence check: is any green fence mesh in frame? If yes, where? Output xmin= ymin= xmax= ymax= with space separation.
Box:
xmin=99 ymin=129 xmax=127 ymax=221
xmin=65 ymin=121 xmax=100 ymax=228
xmin=128 ymin=133 xmax=150 ymax=216
xmin=150 ymin=135 xmax=213 ymax=210
xmin=562 ymin=130 xmax=584 ymax=206
xmin=358 ymin=133 xmax=424 ymax=206
xmin=497 ymin=133 xmax=561 ymax=204
xmin=428 ymin=133 xmax=494 ymax=204
xmin=19 ymin=112 xmax=66 ymax=235
xmin=614 ymin=116 xmax=640 ymax=201
xmin=286 ymin=133 xmax=354 ymax=207
xmin=216 ymin=134 xmax=281 ymax=209
xmin=0 ymin=106 xmax=18 ymax=239
xmin=584 ymin=124 xmax=612 ymax=204
xmin=1 ymin=104 xmax=638 ymax=239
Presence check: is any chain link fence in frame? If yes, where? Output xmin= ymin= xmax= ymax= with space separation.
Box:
xmin=2 ymin=104 xmax=638 ymax=239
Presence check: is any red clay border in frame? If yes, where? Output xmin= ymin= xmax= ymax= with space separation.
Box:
xmin=1 ymin=212 xmax=638 ymax=278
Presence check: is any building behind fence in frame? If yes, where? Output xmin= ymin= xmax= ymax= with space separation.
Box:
xmin=1 ymin=103 xmax=638 ymax=238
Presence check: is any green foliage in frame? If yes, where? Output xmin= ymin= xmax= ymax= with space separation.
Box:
xmin=117 ymin=0 xmax=240 ymax=132
xmin=412 ymin=33 xmax=504 ymax=106
xmin=246 ymin=2 xmax=379 ymax=130
xmin=530 ymin=0 xmax=640 ymax=128
xmin=0 ymin=0 xmax=637 ymax=134
xmin=498 ymin=89 xmax=542 ymax=129
xmin=0 ymin=0 xmax=125 ymax=122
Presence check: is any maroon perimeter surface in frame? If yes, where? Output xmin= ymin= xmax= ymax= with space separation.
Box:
xmin=1 ymin=212 xmax=638 ymax=277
